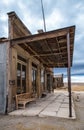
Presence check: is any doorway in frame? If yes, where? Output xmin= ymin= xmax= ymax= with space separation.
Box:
xmin=32 ymin=63 xmax=37 ymax=93
xmin=47 ymin=74 xmax=51 ymax=92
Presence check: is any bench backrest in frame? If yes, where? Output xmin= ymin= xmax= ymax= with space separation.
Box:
xmin=16 ymin=92 xmax=32 ymax=101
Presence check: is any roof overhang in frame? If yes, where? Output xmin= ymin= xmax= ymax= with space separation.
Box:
xmin=11 ymin=25 xmax=75 ymax=68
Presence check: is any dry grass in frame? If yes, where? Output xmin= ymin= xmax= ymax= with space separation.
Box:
xmin=71 ymin=85 xmax=84 ymax=91
xmin=55 ymin=83 xmax=84 ymax=91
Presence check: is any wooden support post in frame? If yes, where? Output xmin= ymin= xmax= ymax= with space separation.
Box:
xmin=37 ymin=65 xmax=41 ymax=98
xmin=28 ymin=59 xmax=32 ymax=93
xmin=67 ymin=32 xmax=72 ymax=117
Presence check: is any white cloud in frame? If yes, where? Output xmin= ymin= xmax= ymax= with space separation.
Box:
xmin=71 ymin=69 xmax=84 ymax=75
xmin=75 ymin=13 xmax=84 ymax=34
xmin=75 ymin=32 xmax=84 ymax=42
xmin=74 ymin=2 xmax=84 ymax=11
xmin=17 ymin=0 xmax=27 ymax=11
xmin=73 ymin=59 xmax=84 ymax=65
xmin=0 ymin=11 xmax=8 ymax=37
xmin=17 ymin=0 xmax=43 ymax=33
xmin=46 ymin=9 xmax=65 ymax=30
xmin=73 ymin=45 xmax=84 ymax=63
xmin=3 ymin=25 xmax=8 ymax=37
xmin=1 ymin=0 xmax=14 ymax=6
xmin=17 ymin=1 xmax=66 ymax=33
xmin=73 ymin=2 xmax=84 ymax=42
xmin=0 ymin=13 xmax=7 ymax=22
xmin=74 ymin=2 xmax=82 ymax=9
xmin=22 ymin=11 xmax=43 ymax=33
xmin=64 ymin=76 xmax=84 ymax=83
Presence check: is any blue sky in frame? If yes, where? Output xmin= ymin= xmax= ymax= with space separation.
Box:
xmin=0 ymin=0 xmax=84 ymax=82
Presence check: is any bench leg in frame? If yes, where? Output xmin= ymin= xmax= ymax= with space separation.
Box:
xmin=23 ymin=103 xmax=25 ymax=109
xmin=16 ymin=104 xmax=18 ymax=110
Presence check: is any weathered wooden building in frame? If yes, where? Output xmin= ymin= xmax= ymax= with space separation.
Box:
xmin=0 ymin=12 xmax=75 ymax=116
xmin=0 ymin=12 xmax=53 ymax=113
xmin=53 ymin=74 xmax=64 ymax=88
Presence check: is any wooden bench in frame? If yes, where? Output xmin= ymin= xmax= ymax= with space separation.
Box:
xmin=16 ymin=92 xmax=37 ymax=109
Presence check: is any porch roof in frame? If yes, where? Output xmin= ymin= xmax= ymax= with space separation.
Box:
xmin=11 ymin=25 xmax=75 ymax=68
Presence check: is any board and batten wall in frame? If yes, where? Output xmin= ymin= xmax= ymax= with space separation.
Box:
xmin=0 ymin=42 xmax=7 ymax=114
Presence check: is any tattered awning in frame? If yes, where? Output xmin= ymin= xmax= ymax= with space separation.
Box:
xmin=11 ymin=25 xmax=75 ymax=68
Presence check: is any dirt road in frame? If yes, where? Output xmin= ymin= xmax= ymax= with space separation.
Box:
xmin=0 ymin=92 xmax=84 ymax=130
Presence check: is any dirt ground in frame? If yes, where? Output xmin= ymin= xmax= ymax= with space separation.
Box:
xmin=55 ymin=83 xmax=84 ymax=91
xmin=71 ymin=84 xmax=84 ymax=91
xmin=0 ymin=85 xmax=84 ymax=130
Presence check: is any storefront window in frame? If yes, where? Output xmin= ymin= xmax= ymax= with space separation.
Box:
xmin=17 ymin=56 xmax=27 ymax=94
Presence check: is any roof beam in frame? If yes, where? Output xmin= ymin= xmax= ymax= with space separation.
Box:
xmin=19 ymin=43 xmax=49 ymax=65
xmin=43 ymin=44 xmax=73 ymax=52
xmin=30 ymin=52 xmax=68 ymax=57
xmin=11 ymin=30 xmax=68 ymax=46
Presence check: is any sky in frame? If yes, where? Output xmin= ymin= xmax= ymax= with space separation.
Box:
xmin=0 ymin=0 xmax=84 ymax=82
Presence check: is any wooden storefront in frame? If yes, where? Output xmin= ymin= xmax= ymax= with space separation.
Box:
xmin=53 ymin=74 xmax=64 ymax=89
xmin=0 ymin=12 xmax=53 ymax=113
xmin=0 ymin=11 xmax=75 ymax=116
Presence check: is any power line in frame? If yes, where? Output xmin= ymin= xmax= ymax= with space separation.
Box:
xmin=41 ymin=0 xmax=46 ymax=32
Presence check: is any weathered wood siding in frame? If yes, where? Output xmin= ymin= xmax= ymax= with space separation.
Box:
xmin=8 ymin=12 xmax=31 ymax=39
xmin=0 ymin=43 xmax=7 ymax=114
